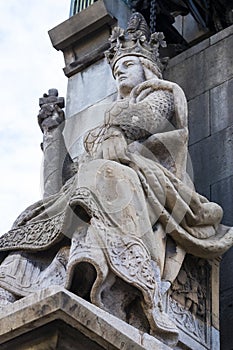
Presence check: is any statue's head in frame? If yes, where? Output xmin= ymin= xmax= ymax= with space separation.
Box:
xmin=105 ymin=12 xmax=166 ymax=98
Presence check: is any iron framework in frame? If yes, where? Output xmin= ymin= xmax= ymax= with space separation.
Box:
xmin=69 ymin=0 xmax=97 ymax=16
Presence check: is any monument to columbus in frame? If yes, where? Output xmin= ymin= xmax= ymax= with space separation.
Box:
xmin=0 ymin=1 xmax=233 ymax=349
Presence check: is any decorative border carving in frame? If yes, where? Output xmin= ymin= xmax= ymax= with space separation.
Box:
xmin=164 ymin=255 xmax=211 ymax=348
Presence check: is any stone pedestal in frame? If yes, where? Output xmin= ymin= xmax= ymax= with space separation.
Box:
xmin=0 ymin=287 xmax=171 ymax=350
xmin=0 ymin=286 xmax=220 ymax=350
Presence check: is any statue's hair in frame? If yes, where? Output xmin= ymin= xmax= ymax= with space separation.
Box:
xmin=138 ymin=57 xmax=163 ymax=80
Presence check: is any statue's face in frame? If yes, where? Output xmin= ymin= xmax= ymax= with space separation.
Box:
xmin=113 ymin=56 xmax=145 ymax=98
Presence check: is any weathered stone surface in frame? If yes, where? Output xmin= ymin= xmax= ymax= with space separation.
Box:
xmin=200 ymin=36 xmax=233 ymax=91
xmin=0 ymin=286 xmax=220 ymax=350
xmin=49 ymin=0 xmax=115 ymax=51
xmin=211 ymin=175 xmax=233 ymax=226
xmin=64 ymin=94 xmax=116 ymax=158
xmin=65 ymin=58 xmax=116 ymax=118
xmin=49 ymin=0 xmax=131 ymax=50
xmin=48 ymin=0 xmax=131 ymax=77
xmin=0 ymin=287 xmax=171 ymax=350
xmin=165 ymin=24 xmax=233 ymax=71
xmin=189 ymin=125 xmax=233 ymax=192
xmin=175 ymin=326 xmax=219 ymax=350
xmin=165 ymin=38 xmax=209 ymax=70
xmin=220 ymin=287 xmax=233 ymax=350
xmin=210 ymin=78 xmax=233 ymax=134
xmin=1 ymin=321 xmax=105 ymax=350
xmin=211 ymin=327 xmax=220 ymax=350
xmin=63 ymin=29 xmax=111 ymax=78
xmin=210 ymin=23 xmax=233 ymax=45
xmin=210 ymin=259 xmax=220 ymax=330
xmin=37 ymin=89 xmax=69 ymax=197
xmin=182 ymin=13 xmax=207 ymax=43
xmin=188 ymin=92 xmax=210 ymax=145
xmin=165 ymin=29 xmax=233 ymax=100
xmin=166 ymin=255 xmax=220 ymax=350
xmin=165 ymin=49 xmax=206 ymax=100
xmin=158 ymin=20 xmax=233 ymax=350
xmin=220 ymin=246 xmax=233 ymax=292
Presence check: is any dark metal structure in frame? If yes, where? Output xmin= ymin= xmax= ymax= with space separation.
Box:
xmin=69 ymin=0 xmax=97 ymax=16
xmin=70 ymin=0 xmax=233 ymax=32
xmin=69 ymin=0 xmax=233 ymax=55
xmin=123 ymin=0 xmax=233 ymax=31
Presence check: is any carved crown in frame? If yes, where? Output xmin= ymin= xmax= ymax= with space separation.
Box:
xmin=105 ymin=12 xmax=166 ymax=75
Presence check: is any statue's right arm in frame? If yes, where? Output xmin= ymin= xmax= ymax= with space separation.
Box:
xmin=38 ymin=103 xmax=74 ymax=198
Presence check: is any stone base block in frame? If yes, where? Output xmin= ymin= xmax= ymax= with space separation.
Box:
xmin=0 ymin=286 xmax=219 ymax=349
xmin=0 ymin=287 xmax=171 ymax=350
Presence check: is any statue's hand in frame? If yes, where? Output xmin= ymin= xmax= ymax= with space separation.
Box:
xmin=38 ymin=103 xmax=65 ymax=133
xmin=102 ymin=128 xmax=130 ymax=164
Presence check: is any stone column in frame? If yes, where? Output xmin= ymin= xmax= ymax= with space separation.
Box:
xmin=49 ymin=0 xmax=131 ymax=159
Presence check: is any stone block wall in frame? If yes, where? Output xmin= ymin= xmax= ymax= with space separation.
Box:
xmin=49 ymin=0 xmax=129 ymax=159
xmin=63 ymin=58 xmax=117 ymax=158
xmin=164 ymin=24 xmax=233 ymax=350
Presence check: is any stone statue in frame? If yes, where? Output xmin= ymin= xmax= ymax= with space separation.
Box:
xmin=0 ymin=12 xmax=233 ymax=347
